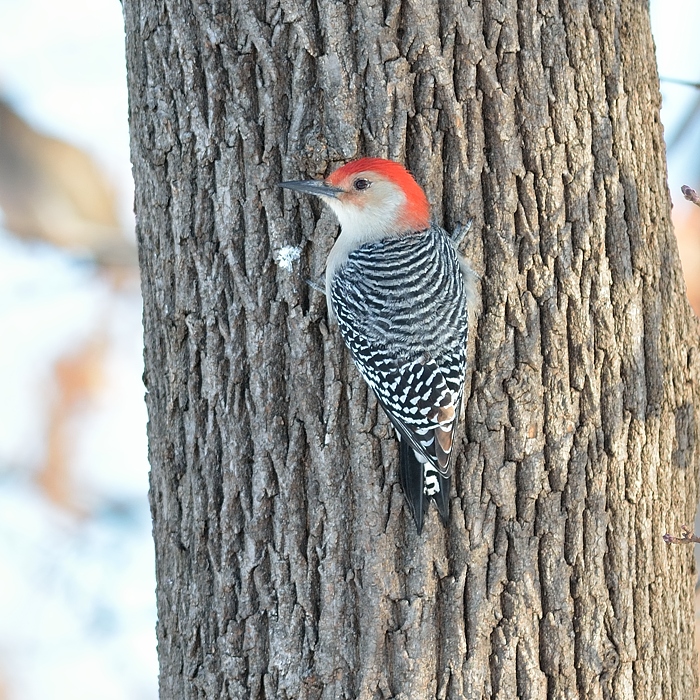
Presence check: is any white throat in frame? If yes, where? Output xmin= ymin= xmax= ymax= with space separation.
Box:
xmin=323 ymin=181 xmax=407 ymax=316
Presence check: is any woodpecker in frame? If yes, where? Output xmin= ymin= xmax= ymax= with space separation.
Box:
xmin=280 ymin=158 xmax=475 ymax=534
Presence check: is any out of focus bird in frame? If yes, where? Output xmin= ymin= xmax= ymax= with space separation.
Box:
xmin=0 ymin=99 xmax=135 ymax=266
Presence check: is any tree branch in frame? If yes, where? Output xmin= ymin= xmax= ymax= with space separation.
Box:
xmin=663 ymin=524 xmax=700 ymax=545
xmin=681 ymin=185 xmax=700 ymax=208
xmin=660 ymin=76 xmax=700 ymax=90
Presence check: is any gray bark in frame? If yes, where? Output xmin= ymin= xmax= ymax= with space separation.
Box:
xmin=123 ymin=0 xmax=700 ymax=698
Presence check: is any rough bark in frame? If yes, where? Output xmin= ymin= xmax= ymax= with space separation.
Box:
xmin=123 ymin=0 xmax=700 ymax=698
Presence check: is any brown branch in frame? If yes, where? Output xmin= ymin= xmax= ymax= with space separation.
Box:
xmin=681 ymin=185 xmax=700 ymax=208
xmin=663 ymin=524 xmax=700 ymax=545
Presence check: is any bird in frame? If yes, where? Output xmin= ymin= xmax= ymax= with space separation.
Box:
xmin=280 ymin=158 xmax=476 ymax=533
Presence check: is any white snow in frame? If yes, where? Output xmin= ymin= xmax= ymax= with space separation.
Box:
xmin=275 ymin=244 xmax=302 ymax=271
xmin=0 ymin=229 xmax=156 ymax=700
xmin=0 ymin=0 xmax=155 ymax=697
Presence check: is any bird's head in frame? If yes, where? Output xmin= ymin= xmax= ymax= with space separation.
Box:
xmin=279 ymin=158 xmax=430 ymax=240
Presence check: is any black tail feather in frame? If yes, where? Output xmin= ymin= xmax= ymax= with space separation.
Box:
xmin=433 ymin=471 xmax=451 ymax=525
xmin=399 ymin=439 xmax=425 ymax=534
xmin=399 ymin=440 xmax=452 ymax=533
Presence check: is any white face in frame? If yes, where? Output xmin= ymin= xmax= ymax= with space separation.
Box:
xmin=322 ymin=175 xmax=410 ymax=312
xmin=322 ymin=177 xmax=407 ymax=242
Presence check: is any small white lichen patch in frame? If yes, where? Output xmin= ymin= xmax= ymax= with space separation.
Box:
xmin=275 ymin=245 xmax=302 ymax=271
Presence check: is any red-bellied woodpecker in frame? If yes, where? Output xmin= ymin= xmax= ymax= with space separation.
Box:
xmin=280 ymin=158 xmax=476 ymax=534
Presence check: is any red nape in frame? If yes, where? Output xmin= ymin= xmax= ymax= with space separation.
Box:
xmin=327 ymin=158 xmax=430 ymax=231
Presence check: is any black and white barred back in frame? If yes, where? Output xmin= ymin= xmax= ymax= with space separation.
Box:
xmin=330 ymin=224 xmax=470 ymax=533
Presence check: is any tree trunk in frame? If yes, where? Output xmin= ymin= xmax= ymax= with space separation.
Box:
xmin=123 ymin=0 xmax=700 ymax=697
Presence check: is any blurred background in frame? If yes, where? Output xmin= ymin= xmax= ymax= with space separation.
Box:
xmin=0 ymin=0 xmax=152 ymax=698
xmin=0 ymin=1 xmax=698 ymax=698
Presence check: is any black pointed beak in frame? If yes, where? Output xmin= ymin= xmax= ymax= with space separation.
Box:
xmin=278 ymin=179 xmax=342 ymax=198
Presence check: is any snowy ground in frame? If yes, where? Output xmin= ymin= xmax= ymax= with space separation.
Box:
xmin=0 ymin=232 xmax=156 ymax=699
xmin=0 ymin=0 xmax=156 ymax=697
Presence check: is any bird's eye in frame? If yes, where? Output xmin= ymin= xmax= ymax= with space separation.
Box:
xmin=354 ymin=178 xmax=371 ymax=191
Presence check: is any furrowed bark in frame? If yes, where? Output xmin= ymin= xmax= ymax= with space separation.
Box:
xmin=123 ymin=0 xmax=700 ymax=697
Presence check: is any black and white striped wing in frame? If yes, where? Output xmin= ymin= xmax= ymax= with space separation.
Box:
xmin=330 ymin=226 xmax=469 ymax=531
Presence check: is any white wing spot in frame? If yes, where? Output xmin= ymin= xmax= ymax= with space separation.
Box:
xmin=424 ymin=473 xmax=439 ymax=495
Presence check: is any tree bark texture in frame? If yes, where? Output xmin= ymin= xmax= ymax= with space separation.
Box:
xmin=123 ymin=0 xmax=700 ymax=698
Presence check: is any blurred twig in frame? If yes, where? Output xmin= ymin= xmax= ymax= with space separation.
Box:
xmin=660 ymin=76 xmax=700 ymax=90
xmin=664 ymin=524 xmax=700 ymax=545
xmin=682 ymin=185 xmax=700 ymax=208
